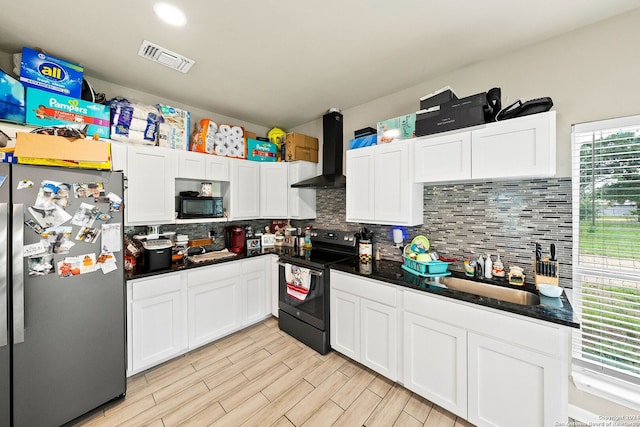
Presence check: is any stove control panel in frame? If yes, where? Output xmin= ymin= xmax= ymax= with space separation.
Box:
xmin=311 ymin=229 xmax=357 ymax=247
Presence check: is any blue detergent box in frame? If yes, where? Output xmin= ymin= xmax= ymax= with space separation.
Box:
xmin=26 ymin=88 xmax=110 ymax=138
xmin=20 ymin=47 xmax=84 ymax=98
xmin=349 ymin=135 xmax=377 ymax=150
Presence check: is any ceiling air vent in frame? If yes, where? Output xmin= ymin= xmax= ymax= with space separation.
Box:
xmin=137 ymin=40 xmax=195 ymax=73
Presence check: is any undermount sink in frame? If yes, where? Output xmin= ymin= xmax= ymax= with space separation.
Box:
xmin=434 ymin=276 xmax=540 ymax=306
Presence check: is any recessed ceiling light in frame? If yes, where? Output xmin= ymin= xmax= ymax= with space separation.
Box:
xmin=153 ymin=3 xmax=187 ymax=26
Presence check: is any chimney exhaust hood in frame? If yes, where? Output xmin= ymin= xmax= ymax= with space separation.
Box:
xmin=291 ymin=109 xmax=346 ymax=189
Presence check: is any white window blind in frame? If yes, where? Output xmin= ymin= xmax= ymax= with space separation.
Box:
xmin=572 ymin=115 xmax=640 ymax=388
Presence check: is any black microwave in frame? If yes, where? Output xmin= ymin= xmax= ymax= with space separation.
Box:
xmin=176 ymin=195 xmax=224 ymax=219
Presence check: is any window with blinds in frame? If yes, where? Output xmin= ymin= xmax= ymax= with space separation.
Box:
xmin=572 ymin=115 xmax=640 ymax=389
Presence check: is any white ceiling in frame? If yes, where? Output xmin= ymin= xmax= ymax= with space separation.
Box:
xmin=1 ymin=0 xmax=639 ymax=129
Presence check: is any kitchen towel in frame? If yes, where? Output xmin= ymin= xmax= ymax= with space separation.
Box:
xmin=285 ymin=263 xmax=311 ymax=301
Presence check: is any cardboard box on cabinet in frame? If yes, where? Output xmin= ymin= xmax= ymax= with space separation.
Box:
xmin=285 ymin=132 xmax=319 ymax=162
xmin=25 ymin=88 xmax=110 ymax=138
xmin=19 ymin=46 xmax=84 ymax=98
xmin=377 ymin=113 xmax=415 ymax=143
xmin=0 ymin=70 xmax=26 ymax=123
xmin=13 ymin=132 xmax=111 ymax=169
xmin=247 ymin=138 xmax=277 ymax=161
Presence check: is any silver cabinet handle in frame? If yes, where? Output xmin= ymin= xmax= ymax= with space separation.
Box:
xmin=277 ymin=261 xmax=323 ymax=276
xmin=13 ymin=204 xmax=24 ymax=344
xmin=0 ymin=203 xmax=7 ymax=347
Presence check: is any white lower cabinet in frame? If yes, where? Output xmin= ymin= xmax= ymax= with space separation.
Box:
xmin=403 ymin=311 xmax=467 ymax=418
xmin=330 ymin=271 xmax=398 ymax=380
xmin=270 ymin=255 xmax=279 ymax=317
xmin=187 ymin=262 xmax=243 ymax=350
xmin=467 ymin=333 xmax=563 ymax=427
xmin=127 ymin=272 xmax=187 ymax=375
xmin=242 ymin=257 xmax=270 ymax=326
xmin=402 ymin=288 xmax=569 ymax=427
xmin=128 ymin=257 xmax=272 ymax=376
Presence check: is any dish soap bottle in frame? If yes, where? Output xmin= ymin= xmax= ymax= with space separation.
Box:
xmin=485 ymin=254 xmax=493 ymax=279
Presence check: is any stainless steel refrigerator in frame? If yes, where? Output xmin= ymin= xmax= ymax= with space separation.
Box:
xmin=0 ymin=163 xmax=126 ymax=427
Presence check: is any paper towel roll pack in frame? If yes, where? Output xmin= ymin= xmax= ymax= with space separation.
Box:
xmin=190 ymin=119 xmax=246 ymax=159
xmin=108 ymin=97 xmax=160 ymax=145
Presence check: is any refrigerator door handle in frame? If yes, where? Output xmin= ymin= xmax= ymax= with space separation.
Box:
xmin=0 ymin=203 xmax=7 ymax=347
xmin=13 ymin=203 xmax=25 ymax=344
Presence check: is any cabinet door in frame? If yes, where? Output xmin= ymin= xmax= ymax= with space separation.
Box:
xmin=177 ymin=150 xmax=207 ymax=179
xmin=373 ymin=142 xmax=409 ymax=223
xmin=187 ymin=277 xmax=242 ymax=349
xmin=467 ymin=333 xmax=564 ymax=427
xmin=243 ymin=270 xmax=268 ymax=325
xmin=403 ymin=312 xmax=467 ymax=419
xmin=288 ymin=161 xmax=317 ymax=219
xmin=345 ymin=148 xmax=374 ymax=222
xmin=110 ymin=141 xmax=128 ymax=173
xmin=360 ymin=298 xmax=397 ymax=381
xmin=260 ymin=162 xmax=288 ymax=218
xmin=131 ymin=290 xmax=185 ymax=372
xmin=471 ymin=111 xmax=556 ymax=180
xmin=270 ymin=256 xmax=279 ymax=317
xmin=126 ymin=145 xmax=176 ymax=225
xmin=206 ymin=155 xmax=231 ymax=181
xmin=414 ymin=132 xmax=472 ymax=182
xmin=330 ymin=289 xmax=360 ymax=361
xmin=230 ymin=159 xmax=260 ymax=219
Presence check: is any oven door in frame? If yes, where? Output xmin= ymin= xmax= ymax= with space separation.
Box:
xmin=278 ymin=263 xmax=326 ymax=330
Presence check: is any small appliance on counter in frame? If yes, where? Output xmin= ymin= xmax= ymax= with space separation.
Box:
xmin=176 ymin=191 xmax=224 ymax=219
xmin=225 ymin=225 xmax=246 ymax=254
xmin=141 ymin=238 xmax=173 ymax=271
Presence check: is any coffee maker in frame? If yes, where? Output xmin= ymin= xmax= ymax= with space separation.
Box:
xmin=224 ymin=225 xmax=246 ymax=254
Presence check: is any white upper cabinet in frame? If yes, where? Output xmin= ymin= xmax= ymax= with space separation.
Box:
xmin=229 ymin=158 xmax=260 ymax=219
xmin=472 ymin=111 xmax=555 ymax=180
xmin=288 ymin=161 xmax=317 ymax=219
xmin=414 ymin=111 xmax=556 ymax=183
xmin=346 ymin=141 xmax=423 ymax=226
xmin=260 ymin=162 xmax=289 ymax=218
xmin=206 ymin=155 xmax=231 ymax=182
xmin=126 ymin=145 xmax=177 ymax=225
xmin=177 ymin=150 xmax=207 ymax=179
xmin=414 ymin=132 xmax=472 ymax=182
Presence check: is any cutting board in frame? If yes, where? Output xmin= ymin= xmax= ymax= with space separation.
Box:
xmin=187 ymin=251 xmax=237 ymax=263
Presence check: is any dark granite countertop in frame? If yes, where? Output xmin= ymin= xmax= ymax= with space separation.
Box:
xmin=126 ymin=247 xmax=290 ymax=280
xmin=330 ymin=259 xmax=579 ymax=329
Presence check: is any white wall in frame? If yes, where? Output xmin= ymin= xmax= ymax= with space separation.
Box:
xmin=293 ymin=8 xmax=640 ymax=179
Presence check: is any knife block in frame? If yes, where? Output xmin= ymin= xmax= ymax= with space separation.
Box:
xmin=534 ymin=257 xmax=559 ymax=287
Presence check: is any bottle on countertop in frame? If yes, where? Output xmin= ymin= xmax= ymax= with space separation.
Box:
xmin=485 ymin=254 xmax=493 ymax=279
xmin=476 ymin=254 xmax=484 ymax=279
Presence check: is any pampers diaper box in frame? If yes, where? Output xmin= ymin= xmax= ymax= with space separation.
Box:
xmin=25 ymin=88 xmax=110 ymax=138
xmin=19 ymin=47 xmax=84 ymax=98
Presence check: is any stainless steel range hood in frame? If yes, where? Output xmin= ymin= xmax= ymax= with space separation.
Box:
xmin=291 ymin=110 xmax=346 ymax=189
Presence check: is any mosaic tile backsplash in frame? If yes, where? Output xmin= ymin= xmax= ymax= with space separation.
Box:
xmin=126 ymin=178 xmax=572 ymax=288
xmin=299 ymin=178 xmax=572 ymax=288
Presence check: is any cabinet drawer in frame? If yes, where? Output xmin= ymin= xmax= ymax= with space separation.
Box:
xmin=242 ymin=257 xmax=266 ymax=274
xmin=130 ymin=272 xmax=183 ymax=301
xmin=188 ymin=261 xmax=241 ymax=287
xmin=403 ymin=289 xmax=564 ymax=357
xmin=331 ymin=271 xmax=397 ymax=307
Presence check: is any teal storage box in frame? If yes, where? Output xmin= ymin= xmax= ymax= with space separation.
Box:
xmin=247 ymin=138 xmax=277 ymax=161
xmin=349 ymin=135 xmax=377 ymax=150
xmin=26 ymin=88 xmax=110 ymax=138
xmin=377 ymin=113 xmax=415 ymax=143
xmin=0 ymin=69 xmax=26 ymax=123
xmin=20 ymin=47 xmax=84 ymax=98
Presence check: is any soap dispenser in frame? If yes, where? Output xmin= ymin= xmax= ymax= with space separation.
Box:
xmin=485 ymin=254 xmax=493 ymax=279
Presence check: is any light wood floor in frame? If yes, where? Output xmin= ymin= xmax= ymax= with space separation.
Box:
xmin=74 ymin=317 xmax=475 ymax=427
